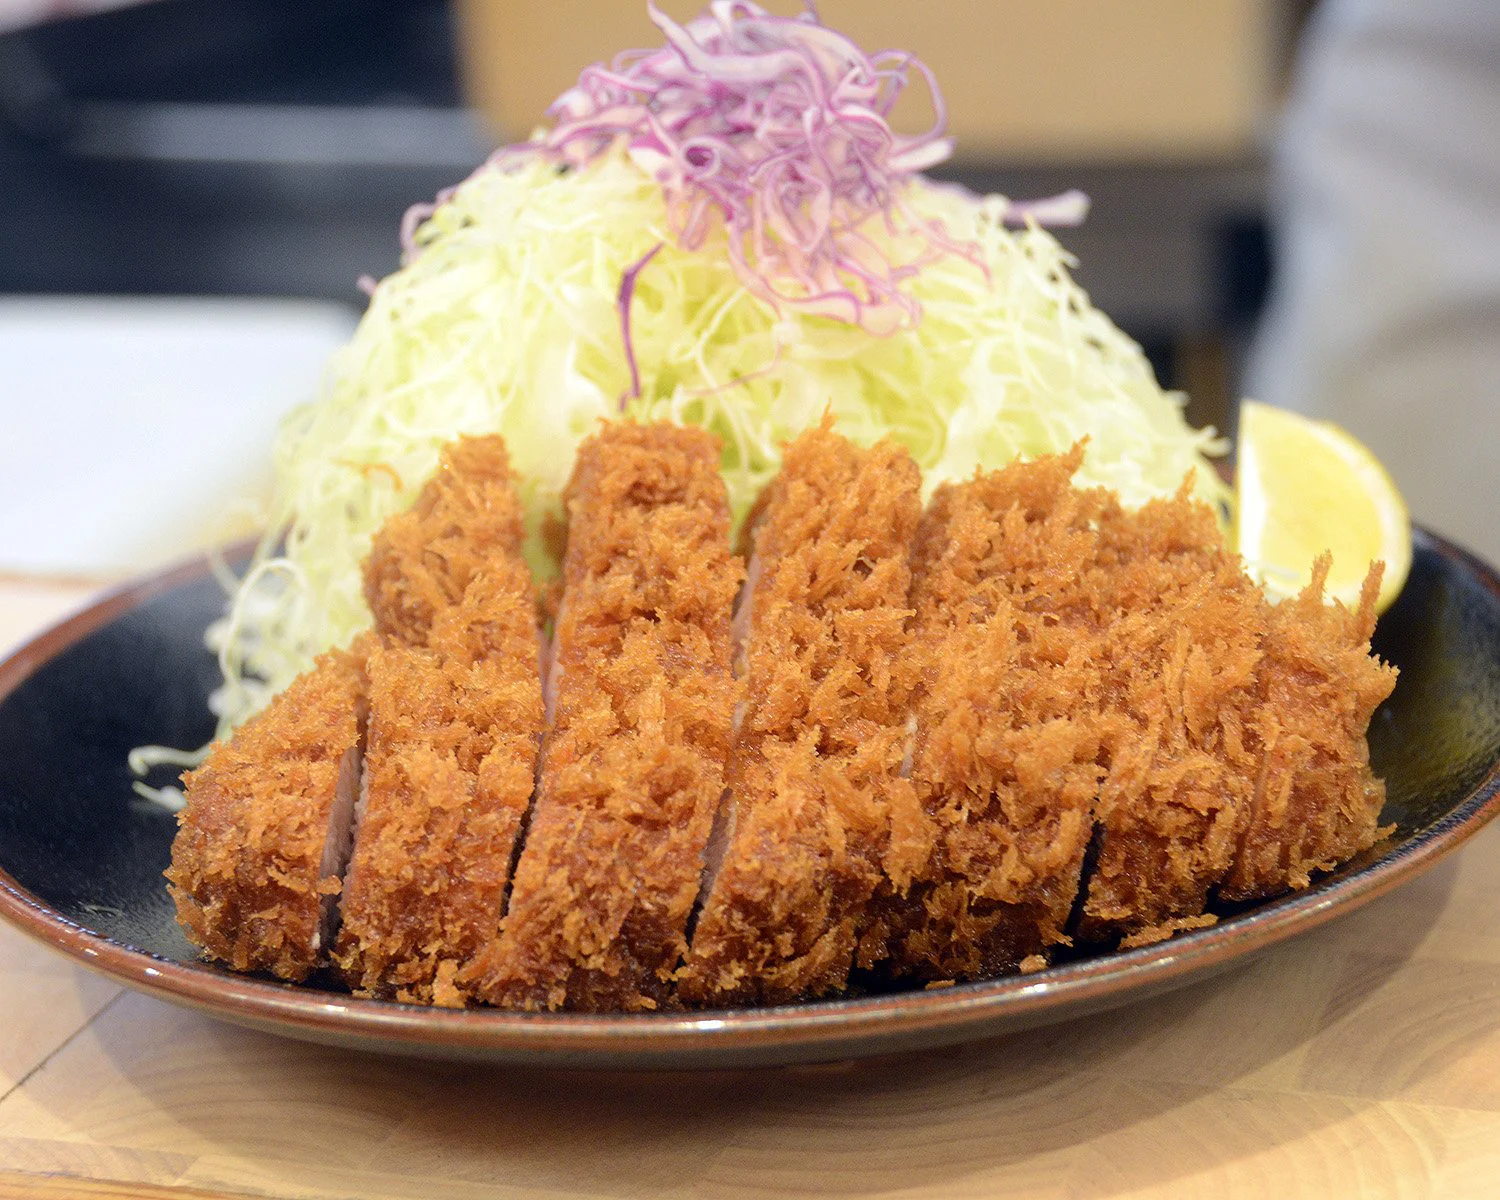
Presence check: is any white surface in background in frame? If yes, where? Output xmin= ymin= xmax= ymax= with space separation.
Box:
xmin=0 ymin=297 xmax=358 ymax=576
xmin=0 ymin=0 xmax=161 ymax=34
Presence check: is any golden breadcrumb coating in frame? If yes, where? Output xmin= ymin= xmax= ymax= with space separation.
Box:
xmin=363 ymin=435 xmax=528 ymax=646
xmin=678 ymin=422 xmax=927 ymax=1005
xmin=872 ymin=446 xmax=1113 ymax=979
xmin=333 ymin=565 xmax=544 ymax=1007
xmin=334 ymin=433 xmax=543 ymax=1005
xmin=1074 ymin=490 xmax=1270 ymax=941
xmin=473 ymin=423 xmax=741 ymax=1012
xmin=1219 ymin=557 xmax=1397 ymax=900
xmin=167 ymin=639 xmax=370 ymax=981
xmin=883 ymin=445 xmax=1396 ymax=964
xmin=170 ymin=423 xmax=1400 ymax=1005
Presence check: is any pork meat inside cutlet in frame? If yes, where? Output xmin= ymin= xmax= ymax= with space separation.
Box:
xmin=678 ymin=423 xmax=928 ymax=1006
xmin=869 ymin=446 xmax=1113 ymax=981
xmin=333 ymin=434 xmax=544 ymax=1006
xmin=167 ymin=637 xmax=370 ymax=981
xmin=1073 ymin=487 xmax=1270 ymax=944
xmin=1219 ymin=557 xmax=1397 ymax=901
xmin=471 ymin=422 xmax=741 ymax=1012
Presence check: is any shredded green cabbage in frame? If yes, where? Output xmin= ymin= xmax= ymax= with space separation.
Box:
xmin=209 ymin=146 xmax=1226 ymax=736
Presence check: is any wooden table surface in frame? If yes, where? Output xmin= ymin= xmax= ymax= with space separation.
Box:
xmin=3 ymin=575 xmax=1500 ymax=1200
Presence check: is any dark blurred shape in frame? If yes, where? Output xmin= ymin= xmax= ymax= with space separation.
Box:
xmin=0 ymin=0 xmax=488 ymax=302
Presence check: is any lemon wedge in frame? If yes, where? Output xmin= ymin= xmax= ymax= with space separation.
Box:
xmin=1236 ymin=400 xmax=1411 ymax=612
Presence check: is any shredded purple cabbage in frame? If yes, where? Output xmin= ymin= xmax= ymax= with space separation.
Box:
xmin=517 ymin=1 xmax=963 ymax=334
xmin=617 ymin=241 xmax=665 ymax=406
xmin=399 ymin=1 xmax=1088 ymax=341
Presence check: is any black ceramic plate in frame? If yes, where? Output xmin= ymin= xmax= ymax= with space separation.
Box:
xmin=2 ymin=530 xmax=1500 ymax=1070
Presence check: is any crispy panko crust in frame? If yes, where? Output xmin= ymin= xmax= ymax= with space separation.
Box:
xmin=167 ymin=639 xmax=370 ymax=981
xmin=171 ymin=425 xmax=1399 ymax=1003
xmin=334 ymin=434 xmax=543 ymax=1006
xmin=1219 ymin=557 xmax=1397 ymax=900
xmin=333 ymin=566 xmax=544 ymax=1007
xmin=472 ymin=423 xmax=742 ymax=1012
xmin=1078 ymin=488 xmax=1394 ymax=936
xmin=1075 ymin=490 xmax=1270 ymax=941
xmin=882 ymin=445 xmax=1396 ymax=966
xmin=363 ymin=435 xmax=528 ymax=646
xmin=677 ymin=422 xmax=927 ymax=1005
xmin=871 ymin=446 xmax=1113 ymax=980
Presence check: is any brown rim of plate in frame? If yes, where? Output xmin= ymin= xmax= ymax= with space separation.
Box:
xmin=1 ymin=531 xmax=1499 ymax=1062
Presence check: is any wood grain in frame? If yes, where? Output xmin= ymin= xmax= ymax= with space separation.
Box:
xmin=0 ymin=1169 xmax=245 ymax=1200
xmin=3 ymin=578 xmax=1500 ymax=1198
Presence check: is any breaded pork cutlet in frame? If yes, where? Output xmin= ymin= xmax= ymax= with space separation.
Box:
xmin=677 ymin=423 xmax=928 ymax=1006
xmin=167 ymin=638 xmax=370 ymax=981
xmin=333 ymin=435 xmax=544 ymax=1006
xmin=171 ymin=424 xmax=1400 ymax=1005
xmin=1219 ymin=558 xmax=1397 ymax=901
xmin=471 ymin=423 xmax=741 ymax=1012
xmin=1073 ymin=488 xmax=1270 ymax=944
xmin=870 ymin=447 xmax=1113 ymax=980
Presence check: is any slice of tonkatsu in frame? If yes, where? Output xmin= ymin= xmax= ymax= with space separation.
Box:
xmin=869 ymin=447 xmax=1113 ymax=981
xmin=1063 ymin=477 xmax=1396 ymax=944
xmin=1071 ymin=485 xmax=1271 ymax=945
xmin=471 ymin=423 xmax=741 ymax=1012
xmin=167 ymin=636 xmax=370 ymax=981
xmin=677 ymin=422 xmax=929 ymax=1006
xmin=1218 ymin=557 xmax=1397 ymax=902
xmin=333 ymin=434 xmax=544 ymax=1006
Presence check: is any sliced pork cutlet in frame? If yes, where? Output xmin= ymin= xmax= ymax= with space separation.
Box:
xmin=1218 ymin=558 xmax=1398 ymax=901
xmin=677 ymin=425 xmax=927 ymax=1007
xmin=167 ymin=637 xmax=370 ymax=981
xmin=332 ymin=433 xmax=544 ymax=1006
xmin=472 ymin=423 xmax=741 ymax=1012
xmin=868 ymin=446 xmax=1113 ymax=982
xmin=333 ymin=566 xmax=543 ymax=1006
xmin=363 ymin=434 xmax=529 ymax=647
xmin=1072 ymin=489 xmax=1270 ymax=946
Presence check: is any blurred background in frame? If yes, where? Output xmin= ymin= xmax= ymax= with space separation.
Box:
xmin=6 ymin=0 xmax=1495 ymax=576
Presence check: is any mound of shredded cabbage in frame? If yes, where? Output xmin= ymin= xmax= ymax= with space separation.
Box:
xmin=203 ymin=144 xmax=1224 ymax=737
